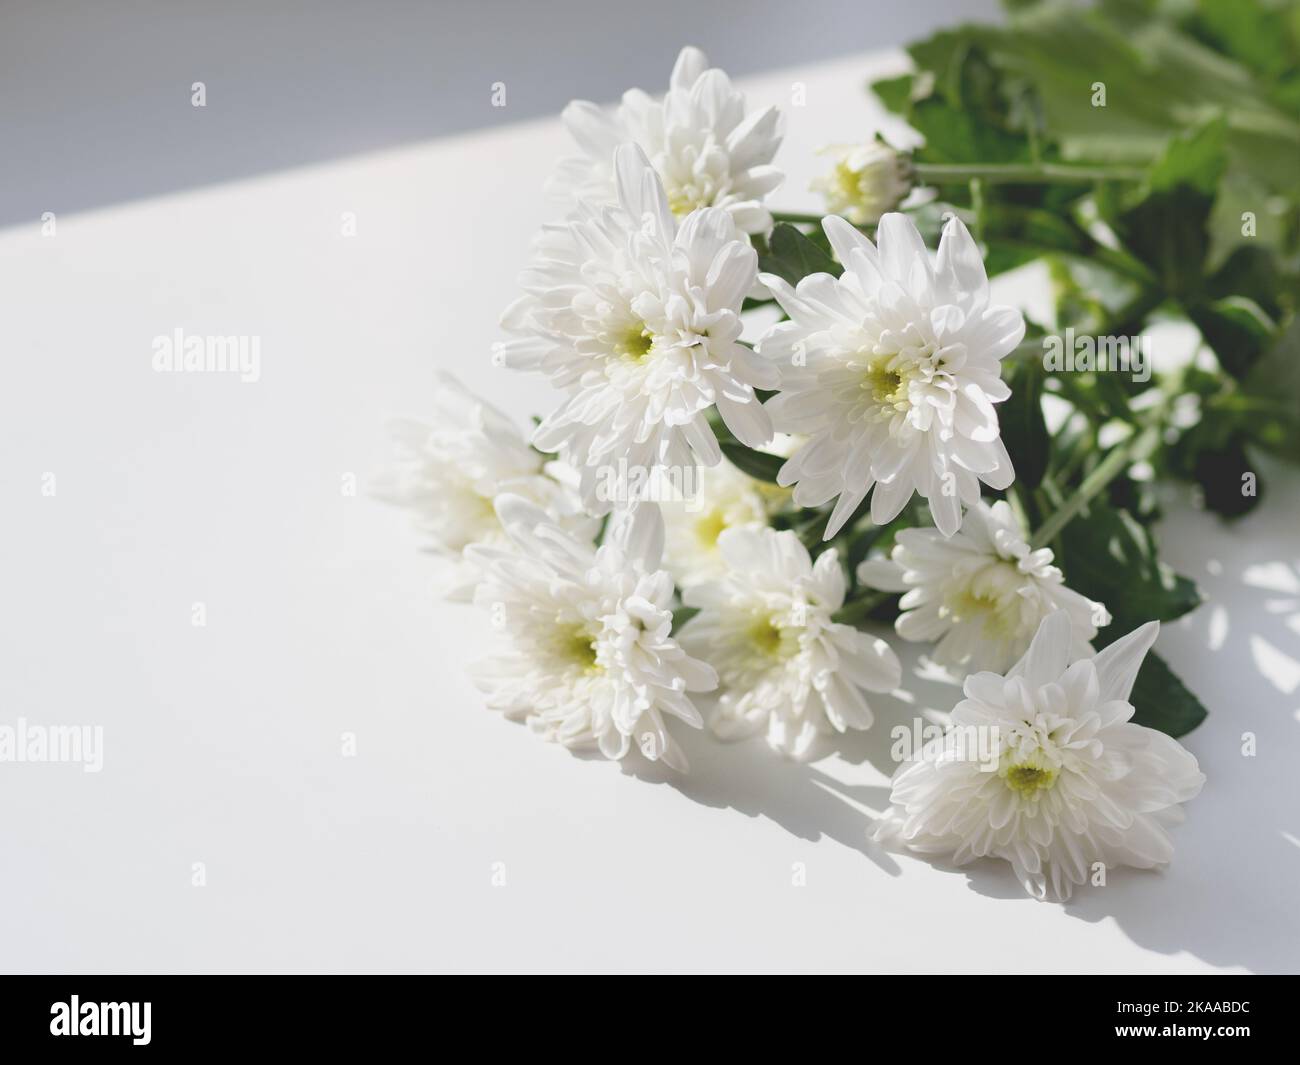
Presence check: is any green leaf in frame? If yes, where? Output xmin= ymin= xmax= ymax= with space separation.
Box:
xmin=1189 ymin=295 xmax=1277 ymax=379
xmin=983 ymin=202 xmax=1091 ymax=255
xmin=870 ymin=73 xmax=915 ymax=114
xmin=980 ymin=203 xmax=1152 ymax=286
xmin=907 ymin=97 xmax=1030 ymax=165
xmin=1206 ymin=244 xmax=1291 ymax=320
xmin=1128 ymin=652 xmax=1209 ymax=737
xmin=670 ymin=605 xmax=699 ymax=634
xmin=1052 ymin=498 xmax=1208 ymax=737
xmin=1204 ymin=165 xmax=1296 ymax=274
xmin=999 ymin=358 xmax=1050 ymax=489
xmin=1056 ymin=498 xmax=1202 ymax=638
xmin=1047 ymin=257 xmax=1141 ymax=329
xmin=1191 ymin=0 xmax=1296 ymax=83
xmin=1115 ymin=185 xmax=1213 ymax=300
xmin=757 ymin=223 xmax=841 ymax=286
xmin=1002 ymin=7 xmax=1296 ymax=171
xmin=1097 ymin=121 xmax=1229 ymax=299
xmin=719 ymin=441 xmax=785 ymax=484
xmin=1146 ymin=117 xmax=1227 ymax=197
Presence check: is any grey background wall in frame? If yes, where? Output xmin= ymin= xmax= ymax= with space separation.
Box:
xmin=0 ymin=0 xmax=1000 ymax=227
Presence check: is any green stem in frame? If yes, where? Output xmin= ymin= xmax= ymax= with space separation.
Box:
xmin=1007 ymin=481 xmax=1032 ymax=533
xmin=770 ymin=210 xmax=877 ymax=233
xmin=1038 ymin=474 xmax=1067 ymax=510
xmin=1052 ymin=435 xmax=1092 ymax=487
xmin=1029 ymin=423 xmax=1159 ymax=549
xmin=970 ymin=177 xmax=985 ymax=243
xmin=913 ymin=162 xmax=1145 ymax=185
xmin=770 ymin=211 xmax=826 ymax=226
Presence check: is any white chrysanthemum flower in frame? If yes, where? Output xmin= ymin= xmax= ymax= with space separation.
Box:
xmin=872 ymin=611 xmax=1205 ymax=901
xmin=811 ymin=142 xmax=912 ymax=226
xmin=372 ymin=371 xmax=594 ymax=600
xmin=679 ymin=527 xmax=901 ymax=760
xmin=466 ymin=498 xmax=715 ymax=771
xmin=497 ymin=144 xmax=777 ymax=512
xmin=758 ymin=212 xmax=1024 ymax=539
xmin=857 ymin=499 xmax=1109 ymax=673
xmin=553 ymin=46 xmax=784 ymax=235
xmin=661 ymin=458 xmax=791 ymax=587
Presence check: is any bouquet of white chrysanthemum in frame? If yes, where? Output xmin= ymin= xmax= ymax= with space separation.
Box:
xmin=371 ymin=36 xmax=1300 ymax=901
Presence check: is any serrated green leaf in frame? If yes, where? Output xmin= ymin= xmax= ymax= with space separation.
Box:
xmin=757 ymin=223 xmax=841 ymax=286
xmin=719 ymin=441 xmax=785 ymax=484
xmin=1146 ymin=117 xmax=1227 ymax=197
xmin=871 ymin=73 xmax=914 ymax=114
xmin=1056 ymin=498 xmax=1202 ymax=638
xmin=908 ymin=97 xmax=1031 ymax=165
xmin=1051 ymin=495 xmax=1208 ymax=736
xmin=1128 ymin=651 xmax=1209 ymax=737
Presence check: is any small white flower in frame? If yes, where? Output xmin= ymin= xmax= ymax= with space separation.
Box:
xmin=373 ymin=371 xmax=593 ymax=599
xmin=466 ymin=498 xmax=715 ymax=771
xmin=872 ymin=611 xmax=1205 ymax=901
xmin=680 ymin=527 xmax=901 ymax=760
xmin=857 ymin=499 xmax=1109 ymax=673
xmin=758 ymin=212 xmax=1024 ymax=539
xmin=661 ymin=458 xmax=791 ymax=587
xmin=553 ymin=46 xmax=784 ymax=235
xmin=811 ymin=142 xmax=912 ymax=226
xmin=498 ymin=144 xmax=777 ymax=512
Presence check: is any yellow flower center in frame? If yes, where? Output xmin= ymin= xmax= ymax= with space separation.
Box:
xmin=558 ymin=625 xmax=601 ymax=674
xmin=694 ymin=508 xmax=729 ymax=548
xmin=667 ymin=188 xmax=703 ymax=216
xmin=749 ymin=617 xmax=784 ymax=655
xmin=866 ymin=364 xmax=904 ymax=405
xmin=833 ymin=160 xmax=864 ymax=202
xmin=755 ymin=481 xmax=794 ymax=510
xmin=943 ymin=562 xmax=1024 ymax=640
xmin=746 ymin=612 xmax=800 ymax=659
xmin=1001 ymin=759 xmax=1057 ymax=798
xmin=620 ymin=324 xmax=655 ymax=361
xmin=863 ymin=354 xmax=912 ymax=413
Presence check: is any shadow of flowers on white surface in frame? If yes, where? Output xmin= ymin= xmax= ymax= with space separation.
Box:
xmin=610 ymin=470 xmax=1300 ymax=972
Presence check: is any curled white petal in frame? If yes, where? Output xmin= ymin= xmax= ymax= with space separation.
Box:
xmin=759 ymin=212 xmax=1023 ymax=540
xmin=872 ymin=612 xmax=1205 ymax=902
xmin=856 ymin=499 xmax=1108 ymax=674
xmin=501 ymin=145 xmax=775 ymax=512
xmin=372 ymin=372 xmax=595 ymax=599
xmin=679 ymin=526 xmax=901 ymax=760
xmin=468 ymin=499 xmax=714 ymax=770
xmin=551 ymin=46 xmax=784 ymax=235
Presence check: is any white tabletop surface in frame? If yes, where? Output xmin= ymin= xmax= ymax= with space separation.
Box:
xmin=2 ymin=51 xmax=1298 ymax=974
